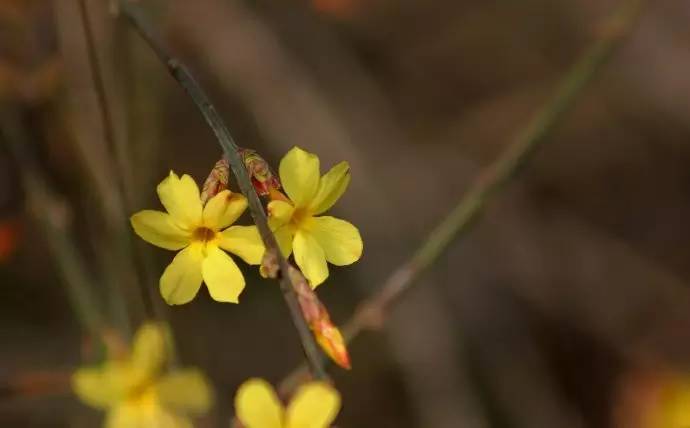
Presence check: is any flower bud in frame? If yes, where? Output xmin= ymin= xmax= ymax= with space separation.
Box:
xmin=200 ymin=158 xmax=230 ymax=205
xmin=288 ymin=265 xmax=351 ymax=369
xmin=239 ymin=148 xmax=281 ymax=196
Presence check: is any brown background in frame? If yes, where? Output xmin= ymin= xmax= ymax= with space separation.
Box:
xmin=2 ymin=0 xmax=690 ymax=427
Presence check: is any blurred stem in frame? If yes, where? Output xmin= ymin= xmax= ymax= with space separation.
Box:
xmin=0 ymin=369 xmax=71 ymax=401
xmin=75 ymin=0 xmax=161 ymax=333
xmin=0 ymin=107 xmax=105 ymax=339
xmin=279 ymin=0 xmax=647 ymax=391
xmin=75 ymin=0 xmax=136 ymax=209
xmin=117 ymin=1 xmax=328 ymax=380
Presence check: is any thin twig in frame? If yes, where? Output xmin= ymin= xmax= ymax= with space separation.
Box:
xmin=75 ymin=0 xmax=136 ymax=208
xmin=0 ymin=369 xmax=71 ymax=401
xmin=117 ymin=1 xmax=328 ymax=380
xmin=75 ymin=0 xmax=153 ymax=333
xmin=279 ymin=0 xmax=647 ymax=391
xmin=76 ymin=0 xmax=182 ymax=350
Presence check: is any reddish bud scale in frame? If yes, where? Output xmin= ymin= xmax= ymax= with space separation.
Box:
xmin=239 ymin=148 xmax=281 ymax=197
xmin=200 ymin=158 xmax=230 ymax=205
xmin=268 ymin=187 xmax=291 ymax=203
xmin=288 ymin=266 xmax=351 ymax=370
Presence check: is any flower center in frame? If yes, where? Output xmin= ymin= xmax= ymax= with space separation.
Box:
xmin=128 ymin=383 xmax=159 ymax=411
xmin=291 ymin=208 xmax=311 ymax=228
xmin=192 ymin=227 xmax=217 ymax=243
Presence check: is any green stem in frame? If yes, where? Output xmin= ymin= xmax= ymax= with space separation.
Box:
xmin=280 ymin=0 xmax=646 ymax=391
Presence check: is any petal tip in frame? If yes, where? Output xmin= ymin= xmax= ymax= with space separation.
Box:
xmin=213 ymin=295 xmax=240 ymax=304
xmin=310 ymin=276 xmax=326 ymax=289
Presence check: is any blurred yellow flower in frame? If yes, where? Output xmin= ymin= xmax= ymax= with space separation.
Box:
xmin=131 ymin=172 xmax=264 ymax=304
xmin=661 ymin=377 xmax=690 ymax=428
xmin=613 ymin=368 xmax=690 ymax=428
xmin=72 ymin=323 xmax=213 ymax=428
xmin=235 ymin=378 xmax=340 ymax=428
xmin=268 ymin=146 xmax=363 ymax=287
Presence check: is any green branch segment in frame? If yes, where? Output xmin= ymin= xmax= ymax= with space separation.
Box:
xmin=280 ymin=0 xmax=647 ymax=391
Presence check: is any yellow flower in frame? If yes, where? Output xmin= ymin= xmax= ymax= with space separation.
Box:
xmin=235 ymin=378 xmax=340 ymax=428
xmin=657 ymin=374 xmax=690 ymax=428
xmin=72 ymin=323 xmax=213 ymax=428
xmin=268 ymin=147 xmax=363 ymax=287
xmin=131 ymin=172 xmax=265 ymax=304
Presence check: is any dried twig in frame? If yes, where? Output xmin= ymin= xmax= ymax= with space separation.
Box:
xmin=0 ymin=369 xmax=71 ymax=401
xmin=75 ymin=0 xmax=183 ymax=355
xmin=75 ymin=0 xmax=144 ymax=335
xmin=117 ymin=1 xmax=328 ymax=380
xmin=279 ymin=0 xmax=647 ymax=391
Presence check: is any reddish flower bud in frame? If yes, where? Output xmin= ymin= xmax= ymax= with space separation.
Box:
xmin=239 ymin=148 xmax=281 ymax=197
xmin=288 ymin=265 xmax=351 ymax=370
xmin=200 ymin=158 xmax=230 ymax=205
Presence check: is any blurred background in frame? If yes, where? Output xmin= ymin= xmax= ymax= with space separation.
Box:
xmin=2 ymin=0 xmax=690 ymax=426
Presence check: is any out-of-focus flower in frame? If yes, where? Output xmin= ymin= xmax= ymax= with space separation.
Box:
xmin=615 ymin=368 xmax=690 ymax=428
xmin=235 ymin=378 xmax=340 ymax=428
xmin=131 ymin=172 xmax=264 ymax=304
xmin=661 ymin=376 xmax=690 ymax=428
xmin=288 ymin=265 xmax=350 ymax=369
xmin=72 ymin=323 xmax=213 ymax=428
xmin=267 ymin=146 xmax=362 ymax=287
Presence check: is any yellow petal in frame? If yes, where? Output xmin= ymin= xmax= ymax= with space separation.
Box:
xmin=156 ymin=368 xmax=213 ymax=414
xmin=286 ymin=382 xmax=341 ymax=428
xmin=293 ymin=230 xmax=328 ymax=288
xmin=168 ymin=415 xmax=194 ymax=428
xmin=235 ymin=378 xmax=284 ymax=428
xmin=219 ymin=226 xmax=265 ymax=265
xmin=72 ymin=367 xmax=120 ymax=409
xmin=308 ymin=161 xmax=350 ymax=215
xmin=157 ymin=171 xmax=203 ymax=230
xmin=279 ymin=147 xmax=320 ymax=208
xmin=105 ymin=401 xmax=192 ymax=428
xmin=268 ymin=200 xmax=295 ymax=229
xmin=130 ymin=210 xmax=191 ymax=250
xmin=310 ymin=216 xmax=362 ymax=266
xmin=202 ymin=190 xmax=247 ymax=230
xmin=274 ymin=224 xmax=295 ymax=258
xmin=201 ymin=245 xmax=245 ymax=303
xmin=160 ymin=244 xmax=204 ymax=305
xmin=105 ymin=404 xmax=138 ymax=428
xmin=130 ymin=322 xmax=167 ymax=380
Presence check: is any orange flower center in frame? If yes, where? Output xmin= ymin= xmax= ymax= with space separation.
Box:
xmin=127 ymin=383 xmax=159 ymax=411
xmin=291 ymin=208 xmax=311 ymax=228
xmin=193 ymin=227 xmax=217 ymax=243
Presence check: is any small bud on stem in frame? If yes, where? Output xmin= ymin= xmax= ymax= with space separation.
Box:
xmin=239 ymin=148 xmax=281 ymax=197
xmin=200 ymin=158 xmax=230 ymax=205
xmin=288 ymin=265 xmax=351 ymax=370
